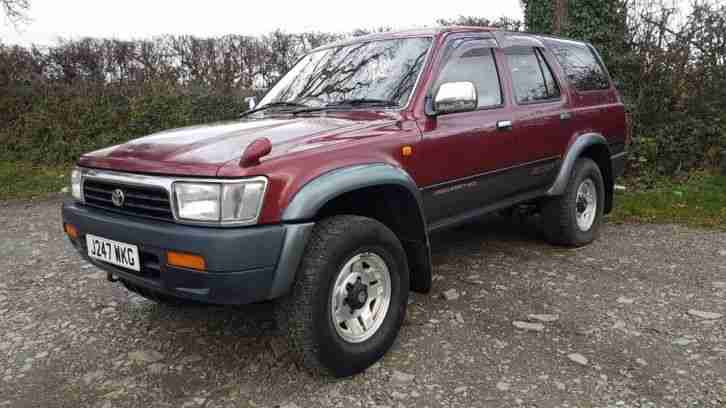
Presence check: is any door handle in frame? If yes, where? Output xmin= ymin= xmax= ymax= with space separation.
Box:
xmin=496 ymin=120 xmax=513 ymax=131
xmin=560 ymin=111 xmax=572 ymax=121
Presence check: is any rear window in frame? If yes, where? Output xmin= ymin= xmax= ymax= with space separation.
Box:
xmin=505 ymin=47 xmax=560 ymax=104
xmin=544 ymin=39 xmax=610 ymax=92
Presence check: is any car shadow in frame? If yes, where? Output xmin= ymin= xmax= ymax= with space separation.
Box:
xmin=115 ymin=213 xmax=554 ymax=389
xmin=130 ymin=215 xmax=544 ymax=336
xmin=429 ymin=213 xmax=548 ymax=263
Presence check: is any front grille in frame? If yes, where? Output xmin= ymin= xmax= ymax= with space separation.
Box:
xmin=83 ymin=179 xmax=174 ymax=221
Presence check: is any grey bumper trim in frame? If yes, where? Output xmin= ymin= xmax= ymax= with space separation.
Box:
xmin=268 ymin=222 xmax=315 ymax=298
xmin=62 ymin=200 xmax=315 ymax=304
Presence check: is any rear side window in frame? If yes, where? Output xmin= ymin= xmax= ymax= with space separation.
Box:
xmin=505 ymin=47 xmax=561 ymax=104
xmin=545 ymin=40 xmax=610 ymax=91
xmin=435 ymin=39 xmax=503 ymax=108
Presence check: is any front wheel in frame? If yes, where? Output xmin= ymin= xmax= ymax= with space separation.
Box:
xmin=542 ymin=158 xmax=605 ymax=247
xmin=277 ymin=215 xmax=409 ymax=377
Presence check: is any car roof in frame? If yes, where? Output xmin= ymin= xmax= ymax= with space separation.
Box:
xmin=310 ymin=27 xmax=585 ymax=52
xmin=311 ymin=26 xmax=495 ymax=51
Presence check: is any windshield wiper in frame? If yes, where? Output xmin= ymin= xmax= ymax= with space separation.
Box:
xmin=289 ymin=98 xmax=400 ymax=115
xmin=241 ymin=101 xmax=308 ymax=117
xmin=327 ymin=98 xmax=400 ymax=108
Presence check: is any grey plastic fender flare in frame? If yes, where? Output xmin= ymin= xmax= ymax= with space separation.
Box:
xmin=281 ymin=163 xmax=433 ymax=293
xmin=282 ymin=163 xmax=426 ymax=222
xmin=547 ymin=133 xmax=609 ymax=196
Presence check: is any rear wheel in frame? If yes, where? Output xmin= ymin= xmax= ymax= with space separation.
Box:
xmin=278 ymin=215 xmax=409 ymax=377
xmin=542 ymin=158 xmax=605 ymax=246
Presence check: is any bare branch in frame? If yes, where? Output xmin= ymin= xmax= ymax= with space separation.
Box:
xmin=1 ymin=0 xmax=30 ymax=25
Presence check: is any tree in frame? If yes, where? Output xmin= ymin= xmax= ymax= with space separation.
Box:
xmin=436 ymin=15 xmax=523 ymax=31
xmin=522 ymin=0 xmax=627 ymax=65
xmin=1 ymin=0 xmax=30 ymax=25
xmin=553 ymin=0 xmax=568 ymax=35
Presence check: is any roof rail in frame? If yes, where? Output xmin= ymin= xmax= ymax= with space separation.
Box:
xmin=493 ymin=31 xmax=546 ymax=48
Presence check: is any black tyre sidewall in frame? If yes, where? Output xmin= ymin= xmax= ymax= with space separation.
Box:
xmin=312 ymin=223 xmax=408 ymax=376
xmin=567 ymin=159 xmax=605 ymax=244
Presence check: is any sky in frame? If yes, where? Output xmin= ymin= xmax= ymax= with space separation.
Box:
xmin=0 ymin=0 xmax=524 ymax=46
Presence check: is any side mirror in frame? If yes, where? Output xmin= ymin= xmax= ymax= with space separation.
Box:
xmin=432 ymin=81 xmax=478 ymax=115
xmin=244 ymin=96 xmax=257 ymax=110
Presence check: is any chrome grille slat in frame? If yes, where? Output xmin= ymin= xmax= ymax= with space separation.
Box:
xmin=86 ymin=194 xmax=113 ymax=203
xmin=84 ymin=185 xmax=111 ymax=195
xmin=120 ymin=201 xmax=171 ymax=213
xmin=123 ymin=192 xmax=168 ymax=203
xmin=83 ymin=179 xmax=173 ymax=221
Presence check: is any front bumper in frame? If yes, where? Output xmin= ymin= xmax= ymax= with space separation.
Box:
xmin=62 ymin=200 xmax=313 ymax=305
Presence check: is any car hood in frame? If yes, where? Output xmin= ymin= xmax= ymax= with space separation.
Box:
xmin=79 ymin=113 xmax=394 ymax=176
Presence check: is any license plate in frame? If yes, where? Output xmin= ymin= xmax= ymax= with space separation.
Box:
xmin=86 ymin=234 xmax=140 ymax=272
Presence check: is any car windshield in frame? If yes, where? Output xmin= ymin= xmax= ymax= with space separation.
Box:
xmin=257 ymin=37 xmax=432 ymax=112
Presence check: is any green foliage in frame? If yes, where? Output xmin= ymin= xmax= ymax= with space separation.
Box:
xmin=521 ymin=0 xmax=556 ymax=33
xmin=0 ymin=32 xmax=338 ymax=165
xmin=0 ymin=81 xmax=247 ymax=163
xmin=522 ymin=0 xmax=626 ymax=71
xmin=2 ymin=6 xmax=726 ymax=178
xmin=524 ymin=0 xmax=726 ymax=177
xmin=610 ymin=171 xmax=726 ymax=229
xmin=0 ymin=160 xmax=68 ymax=201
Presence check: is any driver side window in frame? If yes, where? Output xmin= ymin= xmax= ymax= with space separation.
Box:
xmin=435 ymin=39 xmax=503 ymax=109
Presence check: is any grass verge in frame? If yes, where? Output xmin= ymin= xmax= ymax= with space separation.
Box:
xmin=0 ymin=161 xmax=70 ymax=201
xmin=609 ymin=171 xmax=726 ymax=229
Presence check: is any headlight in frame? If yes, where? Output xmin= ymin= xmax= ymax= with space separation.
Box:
xmin=71 ymin=167 xmax=83 ymax=202
xmin=174 ymin=178 xmax=267 ymax=224
xmin=174 ymin=183 xmax=221 ymax=221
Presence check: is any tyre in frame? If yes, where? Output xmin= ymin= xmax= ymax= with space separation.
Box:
xmin=542 ymin=158 xmax=605 ymax=247
xmin=278 ymin=215 xmax=409 ymax=377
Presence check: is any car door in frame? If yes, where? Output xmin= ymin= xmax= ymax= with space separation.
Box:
xmin=501 ymin=46 xmax=571 ymax=192
xmin=417 ymin=36 xmax=518 ymax=227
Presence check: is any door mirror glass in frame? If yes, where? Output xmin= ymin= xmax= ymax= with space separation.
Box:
xmin=434 ymin=81 xmax=478 ymax=114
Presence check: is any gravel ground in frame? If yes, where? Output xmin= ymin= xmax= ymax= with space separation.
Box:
xmin=1 ymin=197 xmax=725 ymax=408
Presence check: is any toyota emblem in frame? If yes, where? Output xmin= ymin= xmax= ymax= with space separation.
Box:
xmin=111 ymin=189 xmax=125 ymax=207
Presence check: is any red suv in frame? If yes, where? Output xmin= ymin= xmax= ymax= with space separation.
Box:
xmin=62 ymin=27 xmax=627 ymax=377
